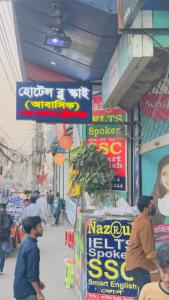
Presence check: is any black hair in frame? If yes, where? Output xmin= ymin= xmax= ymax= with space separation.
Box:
xmin=137 ymin=196 xmax=153 ymax=212
xmin=22 ymin=216 xmax=42 ymax=234
xmin=35 ymin=190 xmax=40 ymax=194
xmin=157 ymin=242 xmax=169 ymax=268
xmin=56 ymin=192 xmax=60 ymax=197
xmin=0 ymin=203 xmax=6 ymax=210
xmin=30 ymin=196 xmax=36 ymax=204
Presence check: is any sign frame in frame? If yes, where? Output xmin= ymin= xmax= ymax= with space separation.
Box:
xmin=16 ymin=81 xmax=93 ymax=124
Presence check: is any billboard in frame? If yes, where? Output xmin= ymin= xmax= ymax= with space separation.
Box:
xmin=86 ymin=137 xmax=127 ymax=191
xmin=16 ymin=82 xmax=92 ymax=123
xmin=142 ymin=146 xmax=169 ymax=247
xmin=86 ymin=219 xmax=137 ymax=300
xmin=87 ymin=95 xmax=127 ymax=191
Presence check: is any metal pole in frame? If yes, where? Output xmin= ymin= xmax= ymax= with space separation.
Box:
xmin=63 ymin=164 xmax=64 ymax=199
xmin=117 ymin=0 xmax=124 ymax=30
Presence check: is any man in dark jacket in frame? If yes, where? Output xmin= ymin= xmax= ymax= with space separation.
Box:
xmin=54 ymin=192 xmax=65 ymax=225
xmin=14 ymin=216 xmax=45 ymax=300
xmin=0 ymin=203 xmax=13 ymax=275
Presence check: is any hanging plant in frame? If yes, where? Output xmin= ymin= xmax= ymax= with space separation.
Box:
xmin=69 ymin=142 xmax=114 ymax=205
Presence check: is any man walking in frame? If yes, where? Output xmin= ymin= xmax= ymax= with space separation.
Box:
xmin=54 ymin=192 xmax=65 ymax=225
xmin=125 ymin=196 xmax=157 ymax=298
xmin=22 ymin=196 xmax=40 ymax=219
xmin=139 ymin=242 xmax=169 ymax=300
xmin=0 ymin=203 xmax=13 ymax=275
xmin=14 ymin=216 xmax=45 ymax=300
xmin=36 ymin=193 xmax=48 ymax=225
xmin=47 ymin=190 xmax=54 ymax=217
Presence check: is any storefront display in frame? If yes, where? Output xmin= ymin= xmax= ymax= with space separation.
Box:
xmin=86 ymin=218 xmax=137 ymax=300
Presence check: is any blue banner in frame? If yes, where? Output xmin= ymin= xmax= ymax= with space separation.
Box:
xmin=16 ymin=82 xmax=92 ymax=123
xmin=86 ymin=219 xmax=137 ymax=300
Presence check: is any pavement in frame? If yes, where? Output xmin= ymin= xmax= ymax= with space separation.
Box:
xmin=0 ymin=221 xmax=78 ymax=300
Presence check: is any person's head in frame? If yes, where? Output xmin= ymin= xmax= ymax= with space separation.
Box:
xmin=56 ymin=192 xmax=60 ymax=197
xmin=137 ymin=196 xmax=156 ymax=216
xmin=157 ymin=242 xmax=169 ymax=290
xmin=34 ymin=190 xmax=40 ymax=200
xmin=153 ymin=155 xmax=169 ymax=201
xmin=49 ymin=190 xmax=53 ymax=194
xmin=23 ymin=198 xmax=30 ymax=207
xmin=0 ymin=203 xmax=6 ymax=213
xmin=22 ymin=216 xmax=43 ymax=238
xmin=30 ymin=196 xmax=36 ymax=204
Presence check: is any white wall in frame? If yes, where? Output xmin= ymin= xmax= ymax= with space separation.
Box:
xmin=0 ymin=1 xmax=34 ymax=152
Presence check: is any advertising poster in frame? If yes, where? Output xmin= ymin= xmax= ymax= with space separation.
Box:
xmin=16 ymin=82 xmax=92 ymax=123
xmin=142 ymin=145 xmax=169 ymax=247
xmin=86 ymin=137 xmax=127 ymax=191
xmin=86 ymin=219 xmax=137 ymax=300
xmin=141 ymin=94 xmax=169 ymax=247
xmin=7 ymin=195 xmax=24 ymax=225
xmin=87 ymin=95 xmax=127 ymax=192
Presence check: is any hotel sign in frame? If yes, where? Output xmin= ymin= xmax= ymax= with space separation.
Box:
xmin=16 ymin=82 xmax=92 ymax=123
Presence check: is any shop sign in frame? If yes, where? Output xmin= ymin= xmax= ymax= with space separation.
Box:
xmin=141 ymin=94 xmax=169 ymax=120
xmin=86 ymin=219 xmax=137 ymax=300
xmin=87 ymin=95 xmax=127 ymax=191
xmin=154 ymin=224 xmax=169 ymax=249
xmin=16 ymin=82 xmax=92 ymax=123
xmin=92 ymin=95 xmax=126 ymax=123
xmin=86 ymin=137 xmax=127 ymax=191
xmin=87 ymin=125 xmax=125 ymax=138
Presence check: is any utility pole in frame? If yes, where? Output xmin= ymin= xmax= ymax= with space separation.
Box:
xmin=32 ymin=123 xmax=45 ymax=189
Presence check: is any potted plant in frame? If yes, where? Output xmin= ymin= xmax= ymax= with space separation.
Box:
xmin=69 ymin=142 xmax=114 ymax=208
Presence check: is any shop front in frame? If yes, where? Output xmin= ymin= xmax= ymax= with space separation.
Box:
xmin=140 ymin=72 xmax=169 ymax=248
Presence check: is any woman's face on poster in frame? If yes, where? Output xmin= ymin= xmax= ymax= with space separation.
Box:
xmin=161 ymin=164 xmax=169 ymax=193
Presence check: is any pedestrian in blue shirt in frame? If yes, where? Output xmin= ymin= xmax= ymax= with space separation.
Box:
xmin=14 ymin=216 xmax=45 ymax=300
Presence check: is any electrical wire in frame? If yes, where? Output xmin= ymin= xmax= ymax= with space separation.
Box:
xmin=0 ymin=15 xmax=18 ymax=83
xmin=1 ymin=2 xmax=21 ymax=78
xmin=2 ymin=1 xmax=17 ymax=51
xmin=0 ymin=147 xmax=14 ymax=163
xmin=0 ymin=5 xmax=20 ymax=79
xmin=0 ymin=56 xmax=16 ymax=97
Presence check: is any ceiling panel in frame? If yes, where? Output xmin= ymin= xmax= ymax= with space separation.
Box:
xmin=14 ymin=0 xmax=119 ymax=81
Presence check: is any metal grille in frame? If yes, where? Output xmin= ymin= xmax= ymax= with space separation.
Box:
xmin=141 ymin=66 xmax=169 ymax=145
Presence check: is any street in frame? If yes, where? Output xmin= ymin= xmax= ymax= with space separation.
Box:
xmin=0 ymin=223 xmax=77 ymax=300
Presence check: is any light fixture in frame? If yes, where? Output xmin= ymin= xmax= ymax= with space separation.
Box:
xmin=50 ymin=61 xmax=56 ymax=65
xmin=44 ymin=4 xmax=72 ymax=52
xmin=53 ymin=153 xmax=65 ymax=165
xmin=45 ymin=31 xmax=72 ymax=50
xmin=59 ymin=135 xmax=73 ymax=150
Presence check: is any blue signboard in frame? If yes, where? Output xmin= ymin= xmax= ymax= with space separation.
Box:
xmin=86 ymin=219 xmax=137 ymax=300
xmin=16 ymin=82 xmax=92 ymax=123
